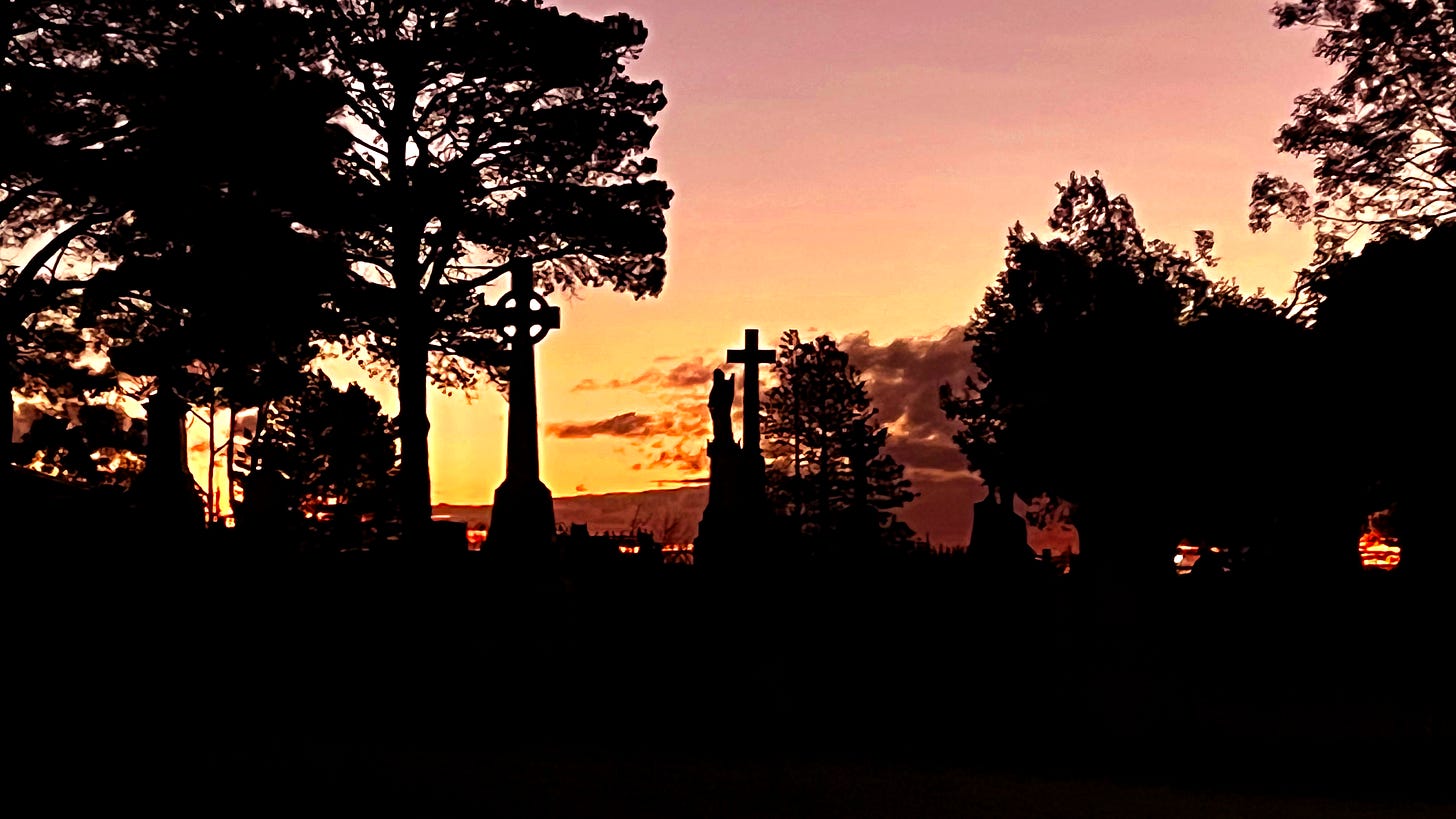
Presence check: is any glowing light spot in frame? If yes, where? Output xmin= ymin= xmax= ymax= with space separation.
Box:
xmin=1359 ymin=530 xmax=1400 ymax=570
xmin=1174 ymin=541 xmax=1201 ymax=575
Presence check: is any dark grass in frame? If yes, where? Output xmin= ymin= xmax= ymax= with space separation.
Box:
xmin=17 ymin=541 xmax=1452 ymax=816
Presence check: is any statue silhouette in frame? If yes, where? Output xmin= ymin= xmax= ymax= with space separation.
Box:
xmin=708 ymin=369 xmax=737 ymax=457
xmin=694 ymin=369 xmax=743 ymax=567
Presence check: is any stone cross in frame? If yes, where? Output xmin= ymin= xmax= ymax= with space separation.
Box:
xmin=477 ymin=266 xmax=561 ymax=552
xmin=726 ymin=328 xmax=775 ymax=458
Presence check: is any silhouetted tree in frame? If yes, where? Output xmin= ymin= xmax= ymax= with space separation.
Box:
xmin=2 ymin=1 xmax=211 ymax=462
xmin=58 ymin=6 xmax=358 ymax=529
xmin=286 ymin=1 xmax=672 ymax=542
xmin=1170 ymin=280 xmax=1365 ymax=575
xmin=1250 ymin=0 xmax=1455 ymax=274
xmin=16 ymin=399 xmax=144 ymax=487
xmin=761 ymin=331 xmax=915 ymax=560
xmin=1308 ymin=223 xmax=1455 ymax=576
xmin=4 ymin=3 xmax=348 ymax=479
xmin=941 ymin=175 xmax=1199 ymax=576
xmin=7 ymin=306 xmax=128 ymax=466
xmin=237 ymin=370 xmax=399 ymax=549
xmin=942 ymin=173 xmax=1365 ymax=578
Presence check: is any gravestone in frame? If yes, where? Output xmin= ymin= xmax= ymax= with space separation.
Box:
xmin=104 ymin=341 xmax=206 ymax=539
xmin=726 ymin=328 xmax=775 ymax=461
xmin=479 ymin=266 xmax=560 ymax=559
xmin=694 ymin=328 xmax=775 ymax=568
xmin=967 ymin=487 xmax=1036 ymax=572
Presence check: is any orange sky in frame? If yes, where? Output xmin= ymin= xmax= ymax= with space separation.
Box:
xmin=324 ymin=1 xmax=1338 ymax=524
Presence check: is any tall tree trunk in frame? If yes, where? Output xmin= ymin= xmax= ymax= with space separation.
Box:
xmin=387 ymin=52 xmax=428 ymax=547
xmin=397 ymin=318 xmax=432 ymax=545
xmin=204 ymin=400 xmax=216 ymax=525
xmin=2 ymin=338 xmax=14 ymax=468
xmin=225 ymin=406 xmax=237 ymax=521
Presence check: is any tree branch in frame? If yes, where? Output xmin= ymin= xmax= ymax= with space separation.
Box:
xmin=0 ymin=180 xmax=46 ymax=222
xmin=2 ymin=213 xmax=102 ymax=325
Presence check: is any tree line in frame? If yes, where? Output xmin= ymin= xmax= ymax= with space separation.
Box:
xmin=747 ymin=1 xmax=1453 ymax=576
xmin=5 ymin=1 xmax=1450 ymax=576
xmin=4 ymin=0 xmax=671 ymax=544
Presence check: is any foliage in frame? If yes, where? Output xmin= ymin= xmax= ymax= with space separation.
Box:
xmin=2 ymin=1 xmax=207 ymax=459
xmin=272 ymin=0 xmax=673 ymax=534
xmin=15 ymin=397 xmax=144 ymax=487
xmin=943 ymin=175 xmax=1209 ymax=499
xmin=1250 ymin=0 xmax=1455 ymax=272
xmin=1306 ymin=222 xmax=1455 ymax=574
xmin=3 ymin=3 xmax=349 ymax=465
xmin=2 ymin=1 xmax=211 ymax=242
xmin=77 ymin=3 xmax=354 ymax=398
xmin=943 ymin=174 xmax=1362 ymax=576
xmin=761 ymin=330 xmax=916 ymax=558
xmin=236 ymin=370 xmax=399 ymax=548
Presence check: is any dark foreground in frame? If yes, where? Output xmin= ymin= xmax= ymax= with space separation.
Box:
xmin=20 ymin=547 xmax=1452 ymax=816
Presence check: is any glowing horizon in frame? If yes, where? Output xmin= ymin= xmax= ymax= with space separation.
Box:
xmin=323 ymin=2 xmax=1337 ymax=515
xmin=29 ymin=1 xmax=1343 ymax=545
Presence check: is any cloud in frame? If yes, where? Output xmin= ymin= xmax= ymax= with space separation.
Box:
xmin=887 ymin=436 xmax=970 ymax=473
xmin=837 ymin=326 xmax=978 ymax=480
xmin=640 ymin=441 xmax=708 ymax=473
xmin=554 ymin=328 xmax=968 ymax=487
xmin=571 ymin=369 xmax=659 ymax=392
xmin=547 ymin=410 xmax=710 ymax=443
xmin=662 ymin=358 xmax=713 ymax=389
xmin=562 ymin=329 xmax=977 ymax=483
xmin=552 ymin=353 xmax=719 ymax=478
xmin=547 ymin=412 xmax=656 ymax=439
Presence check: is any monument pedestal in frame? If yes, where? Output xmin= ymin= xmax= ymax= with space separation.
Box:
xmin=129 ymin=383 xmax=205 ymax=540
xmin=485 ymin=477 xmax=556 ymax=559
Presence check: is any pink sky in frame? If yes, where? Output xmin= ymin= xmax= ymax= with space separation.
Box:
xmin=326 ymin=0 xmax=1339 ymax=542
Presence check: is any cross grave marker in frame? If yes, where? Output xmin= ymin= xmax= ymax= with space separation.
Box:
xmin=477 ymin=266 xmax=561 ymax=554
xmin=726 ymin=328 xmax=775 ymax=459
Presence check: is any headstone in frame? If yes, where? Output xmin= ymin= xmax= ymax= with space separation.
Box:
xmin=108 ymin=341 xmax=207 ymax=543
xmin=127 ymin=377 xmax=205 ymax=539
xmin=478 ymin=266 xmax=560 ymax=560
xmin=695 ymin=329 xmax=775 ymax=568
xmin=725 ymin=328 xmax=775 ymax=459
xmin=967 ymin=487 xmax=1036 ymax=571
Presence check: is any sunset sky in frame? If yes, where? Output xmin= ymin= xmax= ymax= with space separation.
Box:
xmin=321 ymin=1 xmax=1339 ymax=542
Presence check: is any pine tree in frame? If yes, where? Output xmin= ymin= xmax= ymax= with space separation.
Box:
xmin=236 ymin=370 xmax=399 ymax=550
xmin=760 ymin=331 xmax=915 ymax=559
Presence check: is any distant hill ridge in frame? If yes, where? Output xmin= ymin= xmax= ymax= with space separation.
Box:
xmin=434 ymin=477 xmax=1069 ymax=553
xmin=434 ymin=485 xmax=709 ymax=544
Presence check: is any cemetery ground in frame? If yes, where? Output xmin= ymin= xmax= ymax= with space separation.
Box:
xmin=20 ymin=540 xmax=1453 ymax=817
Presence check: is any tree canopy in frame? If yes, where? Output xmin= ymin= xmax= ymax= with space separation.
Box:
xmin=761 ymin=331 xmax=915 ymax=560
xmin=236 ymin=370 xmax=400 ymax=550
xmin=2 ymin=1 xmax=205 ymax=457
xmin=1250 ymin=0 xmax=1455 ymax=273
xmin=3 ymin=2 xmax=350 ymax=466
xmin=3 ymin=2 xmax=673 ymax=547
xmin=283 ymin=0 xmax=672 ymax=537
xmin=943 ymin=174 xmax=1363 ymax=577
xmin=1305 ymin=222 xmax=1455 ymax=575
